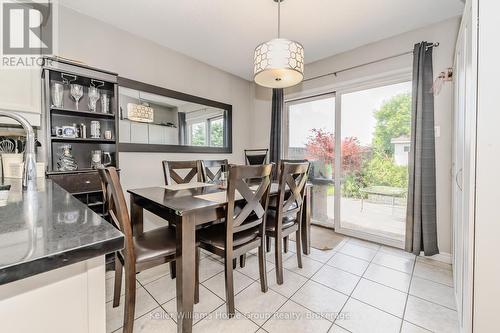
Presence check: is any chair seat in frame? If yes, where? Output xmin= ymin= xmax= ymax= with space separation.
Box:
xmin=198 ymin=224 xmax=260 ymax=251
xmin=133 ymin=226 xmax=177 ymax=263
xmin=265 ymin=210 xmax=298 ymax=232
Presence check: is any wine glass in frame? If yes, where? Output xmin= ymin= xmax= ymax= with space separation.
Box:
xmin=51 ymin=82 xmax=64 ymax=108
xmin=88 ymin=86 xmax=100 ymax=112
xmin=70 ymin=84 xmax=83 ymax=110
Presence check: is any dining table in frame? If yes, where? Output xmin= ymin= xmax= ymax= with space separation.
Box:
xmin=127 ymin=181 xmax=312 ymax=333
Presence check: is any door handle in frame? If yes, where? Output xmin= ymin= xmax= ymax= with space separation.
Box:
xmin=455 ymin=168 xmax=463 ymax=191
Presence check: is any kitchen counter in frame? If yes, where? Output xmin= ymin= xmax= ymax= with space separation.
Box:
xmin=0 ymin=178 xmax=123 ymax=285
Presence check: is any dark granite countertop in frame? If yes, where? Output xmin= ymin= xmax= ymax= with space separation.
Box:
xmin=0 ymin=178 xmax=124 ymax=285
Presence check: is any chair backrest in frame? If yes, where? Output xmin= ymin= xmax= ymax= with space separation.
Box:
xmin=162 ymin=160 xmax=203 ymax=185
xmin=225 ymin=164 xmax=273 ymax=247
xmin=275 ymin=161 xmax=310 ymax=227
xmin=244 ymin=149 xmax=269 ymax=165
xmin=201 ymin=159 xmax=228 ymax=183
xmin=97 ymin=167 xmax=135 ymax=262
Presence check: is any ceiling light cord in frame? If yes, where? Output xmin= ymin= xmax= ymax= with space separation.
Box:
xmin=277 ymin=0 xmax=281 ymax=38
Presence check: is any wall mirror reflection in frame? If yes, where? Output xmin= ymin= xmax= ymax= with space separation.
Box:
xmin=118 ymin=78 xmax=232 ymax=153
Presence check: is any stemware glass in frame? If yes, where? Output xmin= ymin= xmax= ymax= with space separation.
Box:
xmin=70 ymin=84 xmax=84 ymax=110
xmin=88 ymin=86 xmax=100 ymax=112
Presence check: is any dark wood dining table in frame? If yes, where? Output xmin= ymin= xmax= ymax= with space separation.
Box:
xmin=127 ymin=182 xmax=311 ymax=333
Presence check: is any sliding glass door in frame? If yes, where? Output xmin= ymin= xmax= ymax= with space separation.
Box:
xmin=284 ymin=94 xmax=335 ymax=227
xmin=336 ymin=81 xmax=412 ymax=247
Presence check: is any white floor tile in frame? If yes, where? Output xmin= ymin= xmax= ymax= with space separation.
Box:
xmin=410 ymin=276 xmax=456 ymax=310
xmin=303 ymin=247 xmax=337 ymax=263
xmin=234 ymin=282 xmax=287 ymax=325
xmin=291 ymin=280 xmax=348 ymax=322
xmin=267 ymin=268 xmax=308 ymax=298
xmin=105 ymin=274 xmax=141 ymax=303
xmin=236 ymin=253 xmax=273 ymax=280
xmin=351 ymin=278 xmax=407 ymax=317
xmin=142 ymin=274 xmax=177 ymax=305
xmin=202 ymin=270 xmax=254 ymax=300
xmin=335 ymin=298 xmax=401 ymax=333
xmin=327 ymin=253 xmax=370 ymax=276
xmin=379 ymin=246 xmax=416 ymax=260
xmin=413 ymin=261 xmax=453 ymax=287
xmin=283 ymin=255 xmax=323 ymax=278
xmin=371 ymin=252 xmax=414 ymax=274
xmin=404 ymin=296 xmax=459 ymax=333
xmin=339 ymin=243 xmax=377 ymax=261
xmin=400 ymin=321 xmax=432 ymax=333
xmin=363 ymin=263 xmax=411 ymax=292
xmin=348 ymin=238 xmax=381 ymax=251
xmin=199 ymin=257 xmax=225 ymax=282
xmin=136 ymin=263 xmax=171 ymax=285
xmin=106 ymin=287 xmax=158 ymax=333
xmin=129 ymin=307 xmax=177 ymax=333
xmin=193 ymin=304 xmax=260 ymax=333
xmin=162 ymin=285 xmax=224 ymax=324
xmin=312 ymin=265 xmax=360 ymax=295
xmin=266 ymin=249 xmax=296 ymax=264
xmin=262 ymin=300 xmax=332 ymax=333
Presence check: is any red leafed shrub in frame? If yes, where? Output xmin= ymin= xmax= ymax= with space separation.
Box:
xmin=305 ymin=129 xmax=363 ymax=174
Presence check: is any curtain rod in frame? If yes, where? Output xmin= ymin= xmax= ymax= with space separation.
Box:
xmin=303 ymin=42 xmax=439 ymax=83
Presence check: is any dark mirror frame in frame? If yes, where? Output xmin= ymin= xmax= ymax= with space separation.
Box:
xmin=117 ymin=77 xmax=233 ymax=154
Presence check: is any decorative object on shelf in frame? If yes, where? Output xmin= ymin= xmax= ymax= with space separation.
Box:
xmin=127 ymin=102 xmax=154 ymax=123
xmin=79 ymin=123 xmax=87 ymax=138
xmin=102 ymin=151 xmax=112 ymax=166
xmin=90 ymin=149 xmax=102 ymax=169
xmin=90 ymin=120 xmax=101 ymax=138
xmin=55 ymin=125 xmax=77 ymax=138
xmin=88 ymin=86 xmax=100 ymax=112
xmin=70 ymin=84 xmax=84 ymax=110
xmin=57 ymin=145 xmax=78 ymax=171
xmin=51 ymin=82 xmax=64 ymax=108
xmin=104 ymin=130 xmax=112 ymax=140
xmin=100 ymin=92 xmax=110 ymax=113
xmin=254 ymin=0 xmax=304 ymax=88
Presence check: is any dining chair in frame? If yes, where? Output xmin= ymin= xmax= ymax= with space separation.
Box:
xmin=198 ymin=163 xmax=273 ymax=316
xmin=98 ymin=167 xmax=200 ymax=333
xmin=244 ymin=148 xmax=269 ymax=165
xmin=162 ymin=160 xmax=203 ymax=185
xmin=201 ymin=159 xmax=228 ymax=183
xmin=266 ymin=161 xmax=309 ymax=285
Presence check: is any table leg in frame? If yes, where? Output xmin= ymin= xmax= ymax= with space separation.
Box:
xmin=130 ymin=194 xmax=144 ymax=236
xmin=176 ymin=213 xmax=196 ymax=333
xmin=301 ymin=186 xmax=311 ymax=255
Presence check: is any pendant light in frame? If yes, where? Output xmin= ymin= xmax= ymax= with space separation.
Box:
xmin=254 ymin=0 xmax=304 ymax=88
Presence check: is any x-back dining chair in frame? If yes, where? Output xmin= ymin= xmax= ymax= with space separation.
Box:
xmin=265 ymin=161 xmax=310 ymax=285
xmin=98 ymin=167 xmax=200 ymax=333
xmin=162 ymin=160 xmax=203 ymax=185
xmin=244 ymin=148 xmax=269 ymax=165
xmin=198 ymin=163 xmax=273 ymax=316
xmin=201 ymin=159 xmax=228 ymax=183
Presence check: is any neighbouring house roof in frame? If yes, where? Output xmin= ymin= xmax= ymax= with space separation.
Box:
xmin=391 ymin=136 xmax=411 ymax=144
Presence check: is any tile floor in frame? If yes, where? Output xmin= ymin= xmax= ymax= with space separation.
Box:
xmin=105 ymin=236 xmax=458 ymax=333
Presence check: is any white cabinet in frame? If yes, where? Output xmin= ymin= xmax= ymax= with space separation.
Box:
xmin=119 ymin=120 xmax=131 ymax=143
xmin=130 ymin=122 xmax=148 ymax=143
xmin=0 ymin=67 xmax=42 ymax=126
xmin=165 ymin=127 xmax=178 ymax=145
xmin=148 ymin=124 xmax=164 ymax=144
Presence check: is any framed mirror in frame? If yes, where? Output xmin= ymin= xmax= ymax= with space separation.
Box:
xmin=117 ymin=77 xmax=232 ymax=153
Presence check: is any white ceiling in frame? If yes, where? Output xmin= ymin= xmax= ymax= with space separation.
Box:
xmin=60 ymin=0 xmax=464 ymax=81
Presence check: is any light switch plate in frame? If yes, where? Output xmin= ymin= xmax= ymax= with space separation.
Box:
xmin=435 ymin=125 xmax=441 ymax=137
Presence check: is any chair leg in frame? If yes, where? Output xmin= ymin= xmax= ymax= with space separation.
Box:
xmin=225 ymin=254 xmax=235 ymax=317
xmin=169 ymin=261 xmax=176 ymax=279
xmin=284 ymin=236 xmax=289 ymax=253
xmin=258 ymin=241 xmax=268 ymax=292
xmin=266 ymin=236 xmax=271 ymax=253
xmin=113 ymin=253 xmax=122 ymax=308
xmin=295 ymin=229 xmax=303 ymax=268
xmin=240 ymin=254 xmax=246 ymax=268
xmin=123 ymin=262 xmax=136 ymax=333
xmin=274 ymin=236 xmax=284 ymax=285
xmin=195 ymin=248 xmax=200 ymax=304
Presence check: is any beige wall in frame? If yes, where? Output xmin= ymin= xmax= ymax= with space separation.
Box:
xmin=252 ymin=17 xmax=460 ymax=254
xmin=57 ymin=6 xmax=254 ymax=228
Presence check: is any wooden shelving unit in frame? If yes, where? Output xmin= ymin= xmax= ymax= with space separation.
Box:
xmin=42 ymin=57 xmax=119 ymax=216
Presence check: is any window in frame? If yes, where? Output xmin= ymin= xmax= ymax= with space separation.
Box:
xmin=189 ymin=122 xmax=206 ymax=146
xmin=187 ymin=116 xmax=224 ymax=147
xmin=208 ymin=117 xmax=224 ymax=147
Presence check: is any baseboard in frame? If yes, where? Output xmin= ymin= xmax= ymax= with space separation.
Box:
xmin=419 ymin=251 xmax=452 ymax=264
